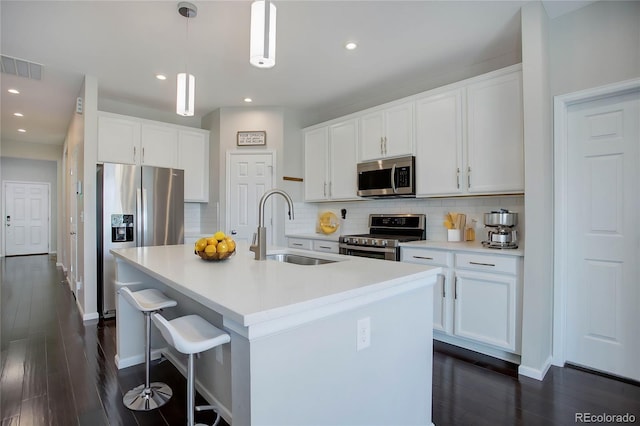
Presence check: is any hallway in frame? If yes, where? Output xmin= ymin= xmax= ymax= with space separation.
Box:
xmin=1 ymin=255 xmax=638 ymax=425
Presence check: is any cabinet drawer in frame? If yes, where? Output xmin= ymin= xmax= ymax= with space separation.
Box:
xmin=312 ymin=240 xmax=339 ymax=253
xmin=455 ymin=253 xmax=518 ymax=275
xmin=288 ymin=238 xmax=312 ymax=250
xmin=401 ymin=247 xmax=450 ymax=267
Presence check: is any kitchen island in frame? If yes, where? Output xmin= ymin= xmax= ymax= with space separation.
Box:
xmin=112 ymin=243 xmax=439 ymax=425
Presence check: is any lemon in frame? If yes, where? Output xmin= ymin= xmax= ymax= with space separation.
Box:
xmin=195 ymin=238 xmax=207 ymax=252
xmin=225 ymin=237 xmax=236 ymax=252
xmin=206 ymin=237 xmax=218 ymax=246
xmin=214 ymin=231 xmax=226 ymax=241
xmin=204 ymin=244 xmax=217 ymax=254
xmin=216 ymin=241 xmax=229 ymax=253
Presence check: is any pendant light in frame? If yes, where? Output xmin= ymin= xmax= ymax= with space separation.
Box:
xmin=177 ymin=2 xmax=197 ymax=116
xmin=249 ymin=0 xmax=276 ymax=68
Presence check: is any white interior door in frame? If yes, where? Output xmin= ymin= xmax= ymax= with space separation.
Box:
xmin=565 ymin=89 xmax=639 ymax=381
xmin=227 ymin=152 xmax=274 ymax=243
xmin=4 ymin=182 xmax=50 ymax=256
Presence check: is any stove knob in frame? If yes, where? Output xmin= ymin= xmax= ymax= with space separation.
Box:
xmin=371 ymin=240 xmax=377 ymax=246
xmin=381 ymin=240 xmax=388 ymax=246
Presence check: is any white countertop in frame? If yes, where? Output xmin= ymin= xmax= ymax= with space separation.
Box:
xmin=111 ymin=242 xmax=439 ymax=327
xmin=400 ymin=240 xmax=524 ymax=256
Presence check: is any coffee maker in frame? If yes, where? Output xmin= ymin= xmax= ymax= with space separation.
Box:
xmin=481 ymin=209 xmax=518 ymax=249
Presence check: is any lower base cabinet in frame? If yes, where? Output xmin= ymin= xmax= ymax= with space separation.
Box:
xmin=287 ymin=237 xmax=339 ymax=254
xmin=402 ymin=246 xmax=523 ymax=357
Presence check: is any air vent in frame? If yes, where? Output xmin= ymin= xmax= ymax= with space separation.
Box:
xmin=1 ymin=55 xmax=43 ymax=80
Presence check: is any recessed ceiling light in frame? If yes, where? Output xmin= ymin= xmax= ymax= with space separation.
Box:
xmin=345 ymin=42 xmax=358 ymax=50
xmin=14 ymin=112 xmax=24 ymax=117
xmin=244 ymin=98 xmax=253 ymax=103
xmin=8 ymin=88 xmax=20 ymax=94
xmin=156 ymin=74 xmax=167 ymax=81
xmin=18 ymin=128 xmax=26 ymax=133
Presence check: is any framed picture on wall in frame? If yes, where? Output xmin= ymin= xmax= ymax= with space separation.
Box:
xmin=237 ymin=131 xmax=266 ymax=146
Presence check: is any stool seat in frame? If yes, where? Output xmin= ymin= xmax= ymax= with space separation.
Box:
xmin=152 ymin=314 xmax=231 ymax=355
xmin=120 ymin=287 xmax=177 ymax=312
xmin=152 ymin=313 xmax=230 ymax=426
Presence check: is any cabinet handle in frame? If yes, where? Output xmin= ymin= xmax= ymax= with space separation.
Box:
xmin=467 ymin=166 xmax=471 ymax=188
xmin=412 ymin=255 xmax=434 ymax=260
xmin=323 ymin=182 xmax=327 ymax=197
xmin=380 ymin=137 xmax=384 ymax=155
xmin=329 ymin=182 xmax=332 ymax=197
xmin=142 ymin=147 xmax=145 ymax=163
xmin=383 ymin=136 xmax=388 ymax=155
xmin=454 ymin=277 xmax=458 ymax=299
xmin=456 ymin=168 xmax=460 ymax=189
xmin=469 ymin=261 xmax=496 ymax=267
xmin=318 ymin=245 xmax=331 ymax=249
xmin=133 ymin=146 xmax=137 ymax=162
xmin=438 ymin=273 xmax=446 ymax=298
xmin=292 ymin=243 xmax=303 ymax=247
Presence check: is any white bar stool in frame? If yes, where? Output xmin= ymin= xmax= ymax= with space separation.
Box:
xmin=119 ymin=287 xmax=177 ymax=411
xmin=152 ymin=313 xmax=230 ymax=426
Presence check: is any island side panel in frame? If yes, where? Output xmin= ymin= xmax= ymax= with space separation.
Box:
xmin=247 ymin=281 xmax=434 ymax=425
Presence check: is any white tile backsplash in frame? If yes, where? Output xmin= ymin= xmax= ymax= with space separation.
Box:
xmin=284 ymin=196 xmax=525 ymax=243
xmin=184 ymin=203 xmax=202 ymax=234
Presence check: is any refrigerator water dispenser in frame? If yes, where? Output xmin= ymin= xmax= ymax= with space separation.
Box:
xmin=111 ymin=214 xmax=134 ymax=242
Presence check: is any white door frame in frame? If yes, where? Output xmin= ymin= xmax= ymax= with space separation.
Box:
xmin=2 ymin=180 xmax=52 ymax=257
xmin=225 ymin=149 xmax=277 ymax=240
xmin=552 ymin=78 xmax=640 ymax=367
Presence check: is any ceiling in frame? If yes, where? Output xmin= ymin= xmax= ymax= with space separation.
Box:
xmin=0 ymin=1 xmax=590 ymax=147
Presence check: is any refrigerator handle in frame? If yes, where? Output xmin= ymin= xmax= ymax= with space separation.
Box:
xmin=136 ymin=188 xmax=143 ymax=246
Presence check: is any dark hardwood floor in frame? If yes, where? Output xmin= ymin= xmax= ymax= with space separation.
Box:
xmin=2 ymin=254 xmax=639 ymax=425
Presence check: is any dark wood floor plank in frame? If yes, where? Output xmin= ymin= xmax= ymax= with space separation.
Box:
xmin=17 ymin=396 xmax=49 ymax=426
xmin=22 ymin=333 xmax=48 ymax=400
xmin=0 ymin=339 xmax=27 ymax=420
xmin=46 ymin=371 xmax=78 ymax=426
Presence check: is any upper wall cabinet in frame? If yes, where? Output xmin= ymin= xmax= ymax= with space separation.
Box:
xmin=97 ymin=112 xmax=210 ymax=202
xmin=304 ymin=118 xmax=358 ymax=202
xmin=359 ymin=101 xmax=414 ymax=161
xmin=415 ymin=66 xmax=524 ymax=197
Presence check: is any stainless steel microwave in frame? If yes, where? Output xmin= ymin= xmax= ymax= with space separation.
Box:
xmin=357 ymin=156 xmax=416 ymax=198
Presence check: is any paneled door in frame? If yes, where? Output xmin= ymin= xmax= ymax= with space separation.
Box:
xmin=227 ymin=152 xmax=274 ymax=244
xmin=565 ymin=89 xmax=639 ymax=381
xmin=4 ymin=182 xmax=50 ymax=256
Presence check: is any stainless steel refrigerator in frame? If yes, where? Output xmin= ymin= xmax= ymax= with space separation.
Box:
xmin=97 ymin=163 xmax=184 ymax=318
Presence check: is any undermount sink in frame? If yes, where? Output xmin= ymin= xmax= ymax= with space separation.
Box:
xmin=266 ymin=253 xmax=338 ymax=266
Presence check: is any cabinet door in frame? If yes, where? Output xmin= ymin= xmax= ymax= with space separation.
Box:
xmin=453 ymin=270 xmax=517 ymax=352
xmin=384 ymin=102 xmax=414 ymax=158
xmin=140 ymin=123 xmax=179 ymax=168
xmin=329 ymin=119 xmax=358 ymax=200
xmin=179 ymin=130 xmax=209 ymax=202
xmin=304 ymin=127 xmax=329 ymax=201
xmin=466 ymin=72 xmax=524 ymax=194
xmin=359 ymin=111 xmax=385 ymax=161
xmin=97 ymin=114 xmax=140 ymax=164
xmin=415 ymin=89 xmax=464 ymax=196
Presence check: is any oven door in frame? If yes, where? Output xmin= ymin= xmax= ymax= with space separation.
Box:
xmin=339 ymin=243 xmax=398 ymax=261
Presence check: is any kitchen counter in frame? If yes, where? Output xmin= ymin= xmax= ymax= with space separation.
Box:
xmin=285 ymin=232 xmax=340 ymax=241
xmin=111 ymin=243 xmax=438 ymax=425
xmin=401 ymin=239 xmax=525 ymax=256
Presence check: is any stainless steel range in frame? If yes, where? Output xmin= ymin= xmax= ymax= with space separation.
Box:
xmin=339 ymin=214 xmax=426 ymax=261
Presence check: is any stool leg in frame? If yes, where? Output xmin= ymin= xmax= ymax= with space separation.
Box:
xmin=123 ymin=311 xmax=173 ymax=411
xmin=187 ymin=353 xmax=195 ymax=426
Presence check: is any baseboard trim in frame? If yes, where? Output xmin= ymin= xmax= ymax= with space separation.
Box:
xmin=518 ymin=356 xmax=552 ymax=381
xmin=115 ymin=348 xmax=164 ymax=370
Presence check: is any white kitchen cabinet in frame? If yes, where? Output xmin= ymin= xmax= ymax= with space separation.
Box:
xmin=98 ymin=113 xmax=141 ymax=165
xmin=359 ymin=101 xmax=414 ymax=161
xmin=287 ymin=236 xmax=339 ymax=253
xmin=288 ymin=238 xmax=313 ymax=250
xmin=401 ymin=247 xmax=453 ymax=333
xmin=304 ymin=119 xmax=358 ymax=202
xmin=401 ymin=245 xmax=523 ymax=358
xmin=140 ymin=123 xmax=179 ymax=168
xmin=465 ymin=70 xmax=524 ymax=194
xmin=453 ymin=252 xmax=521 ymax=353
xmin=415 ymin=88 xmax=464 ymax=196
xmin=98 ymin=111 xmax=210 ymax=202
xmin=415 ymin=67 xmax=524 ymax=197
xmin=178 ymin=129 xmax=210 ymax=202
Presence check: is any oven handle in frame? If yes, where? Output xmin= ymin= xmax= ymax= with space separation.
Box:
xmin=339 ymin=243 xmax=396 ymax=254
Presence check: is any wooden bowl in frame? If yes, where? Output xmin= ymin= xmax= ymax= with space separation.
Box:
xmin=195 ymin=249 xmax=236 ymax=261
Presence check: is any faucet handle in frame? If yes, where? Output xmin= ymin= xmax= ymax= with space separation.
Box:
xmin=252 ymin=232 xmax=257 ymax=245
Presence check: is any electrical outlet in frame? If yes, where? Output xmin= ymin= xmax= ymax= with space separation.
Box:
xmin=356 ymin=317 xmax=371 ymax=351
xmin=215 ymin=345 xmax=223 ymax=364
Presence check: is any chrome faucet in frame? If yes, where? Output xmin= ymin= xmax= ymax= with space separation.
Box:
xmin=250 ymin=189 xmax=295 ymax=260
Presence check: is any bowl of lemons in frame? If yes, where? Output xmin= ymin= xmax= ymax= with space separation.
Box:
xmin=194 ymin=231 xmax=237 ymax=261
